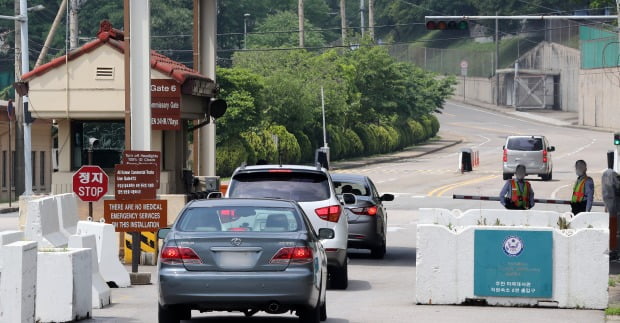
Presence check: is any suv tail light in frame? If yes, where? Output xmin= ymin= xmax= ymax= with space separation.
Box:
xmin=315 ymin=205 xmax=341 ymax=222
xmin=270 ymin=247 xmax=313 ymax=265
xmin=503 ymin=149 xmax=508 ymax=162
xmin=351 ymin=205 xmax=378 ymax=216
xmin=161 ymin=246 xmax=202 ymax=265
xmin=542 ymin=150 xmax=548 ymax=163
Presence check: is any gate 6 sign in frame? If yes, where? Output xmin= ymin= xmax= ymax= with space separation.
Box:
xmin=73 ymin=165 xmax=109 ymax=202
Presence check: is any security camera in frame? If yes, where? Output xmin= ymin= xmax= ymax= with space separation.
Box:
xmin=88 ymin=137 xmax=100 ymax=149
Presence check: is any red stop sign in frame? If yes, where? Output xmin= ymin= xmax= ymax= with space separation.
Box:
xmin=73 ymin=165 xmax=109 ymax=202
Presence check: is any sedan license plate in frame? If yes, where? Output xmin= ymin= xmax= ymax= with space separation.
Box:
xmin=218 ymin=252 xmax=255 ymax=268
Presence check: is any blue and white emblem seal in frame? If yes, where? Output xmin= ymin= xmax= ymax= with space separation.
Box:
xmin=503 ymin=236 xmax=524 ymax=257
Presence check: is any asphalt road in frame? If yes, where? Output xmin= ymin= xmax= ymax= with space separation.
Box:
xmin=85 ymin=101 xmax=612 ymax=322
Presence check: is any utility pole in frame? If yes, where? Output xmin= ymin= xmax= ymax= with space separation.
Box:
xmin=360 ymin=0 xmax=365 ymax=37
xmin=340 ymin=0 xmax=346 ymax=45
xmin=198 ymin=0 xmax=217 ymax=176
xmin=368 ymin=0 xmax=374 ymax=41
xmin=69 ymin=0 xmax=78 ymax=50
xmin=495 ymin=12 xmax=500 ymax=105
xmin=13 ymin=0 xmax=24 ymax=197
xmin=298 ymin=0 xmax=304 ymax=47
xmin=36 ymin=0 xmax=66 ymax=67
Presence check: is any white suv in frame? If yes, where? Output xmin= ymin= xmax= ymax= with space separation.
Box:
xmin=226 ymin=164 xmax=350 ymax=289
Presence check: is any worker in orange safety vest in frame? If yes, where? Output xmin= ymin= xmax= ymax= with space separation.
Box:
xmin=499 ymin=164 xmax=535 ymax=210
xmin=571 ymin=160 xmax=594 ymax=215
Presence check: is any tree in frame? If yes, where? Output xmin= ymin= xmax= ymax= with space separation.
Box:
xmin=247 ymin=11 xmax=326 ymax=49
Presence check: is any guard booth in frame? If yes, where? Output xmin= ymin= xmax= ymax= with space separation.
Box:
xmin=20 ymin=21 xmax=217 ymax=224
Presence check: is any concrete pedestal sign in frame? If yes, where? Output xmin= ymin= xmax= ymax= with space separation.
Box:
xmin=474 ymin=230 xmax=552 ymax=298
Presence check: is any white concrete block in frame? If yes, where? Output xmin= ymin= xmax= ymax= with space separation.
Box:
xmin=416 ymin=225 xmax=457 ymax=305
xmin=0 ymin=230 xmax=24 ymax=247
xmin=416 ymin=209 xmax=609 ymax=309
xmin=68 ymin=235 xmax=111 ymax=309
xmin=24 ymin=196 xmax=67 ymax=247
xmin=56 ymin=193 xmax=79 ymax=237
xmin=76 ymin=221 xmax=130 ymax=287
xmin=0 ymin=241 xmax=37 ymax=323
xmin=36 ymin=248 xmax=92 ymax=322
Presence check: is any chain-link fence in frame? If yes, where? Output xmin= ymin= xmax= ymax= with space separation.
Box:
xmin=389 ymin=44 xmax=496 ymax=78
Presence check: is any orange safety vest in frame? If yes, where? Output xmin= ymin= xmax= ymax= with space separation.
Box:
xmin=510 ymin=179 xmax=530 ymax=208
xmin=572 ymin=176 xmax=590 ymax=203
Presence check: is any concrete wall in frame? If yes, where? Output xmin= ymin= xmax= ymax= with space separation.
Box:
xmin=579 ymin=67 xmax=620 ymax=131
xmin=453 ymin=76 xmax=495 ymax=105
xmin=516 ymin=42 xmax=580 ymax=112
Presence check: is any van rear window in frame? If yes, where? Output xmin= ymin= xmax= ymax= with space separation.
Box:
xmin=228 ymin=172 xmax=330 ymax=202
xmin=507 ymin=137 xmax=543 ymax=151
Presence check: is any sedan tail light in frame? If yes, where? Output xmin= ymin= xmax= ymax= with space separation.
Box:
xmin=160 ymin=246 xmax=202 ymax=265
xmin=315 ymin=205 xmax=341 ymax=222
xmin=270 ymin=247 xmax=313 ymax=265
xmin=503 ymin=149 xmax=508 ymax=162
xmin=350 ymin=205 xmax=378 ymax=216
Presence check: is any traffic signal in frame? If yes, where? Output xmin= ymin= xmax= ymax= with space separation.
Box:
xmin=426 ymin=20 xmax=468 ymax=31
xmin=614 ymin=132 xmax=620 ymax=145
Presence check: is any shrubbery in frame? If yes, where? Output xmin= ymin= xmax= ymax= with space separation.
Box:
xmin=214 ymin=44 xmax=454 ymax=177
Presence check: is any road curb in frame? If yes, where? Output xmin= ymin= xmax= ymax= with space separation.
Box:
xmin=331 ymin=139 xmax=463 ymax=171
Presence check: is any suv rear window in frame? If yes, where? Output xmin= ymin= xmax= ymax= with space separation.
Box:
xmin=507 ymin=137 xmax=543 ymax=151
xmin=229 ymin=171 xmax=330 ymax=202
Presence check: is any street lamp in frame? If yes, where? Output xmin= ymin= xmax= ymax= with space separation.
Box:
xmin=243 ymin=13 xmax=250 ymax=50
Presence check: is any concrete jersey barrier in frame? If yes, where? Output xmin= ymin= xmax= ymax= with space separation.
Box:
xmin=68 ymin=234 xmax=112 ymax=309
xmin=76 ymin=221 xmax=131 ymax=288
xmin=55 ymin=193 xmax=79 ymax=238
xmin=416 ymin=208 xmax=609 ymax=309
xmin=24 ymin=196 xmax=68 ymax=248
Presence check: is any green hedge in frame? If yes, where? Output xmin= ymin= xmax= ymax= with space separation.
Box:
xmin=216 ymin=115 xmax=439 ymax=177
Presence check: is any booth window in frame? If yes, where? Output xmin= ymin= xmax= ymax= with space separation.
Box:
xmin=71 ymin=121 xmax=125 ymax=170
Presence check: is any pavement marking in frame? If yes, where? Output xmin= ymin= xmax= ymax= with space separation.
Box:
xmin=427 ymin=175 xmax=499 ymax=197
xmin=551 ymin=184 xmax=570 ymax=199
xmin=556 ymin=138 xmax=597 ymax=160
xmin=387 ymin=226 xmax=406 ymax=232
xmin=476 ymin=135 xmax=491 ymax=147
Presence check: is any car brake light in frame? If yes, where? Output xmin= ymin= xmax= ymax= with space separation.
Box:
xmin=315 ymin=205 xmax=341 ymax=222
xmin=160 ymin=246 xmax=202 ymax=265
xmin=503 ymin=149 xmax=508 ymax=162
xmin=351 ymin=205 xmax=378 ymax=216
xmin=229 ymin=227 xmax=249 ymax=232
xmin=268 ymin=169 xmax=292 ymax=173
xmin=270 ymin=247 xmax=313 ymax=265
xmin=543 ymin=150 xmax=548 ymax=163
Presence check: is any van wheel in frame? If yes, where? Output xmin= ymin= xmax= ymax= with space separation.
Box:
xmin=503 ymin=173 xmax=512 ymax=180
xmin=330 ymin=264 xmax=348 ymax=290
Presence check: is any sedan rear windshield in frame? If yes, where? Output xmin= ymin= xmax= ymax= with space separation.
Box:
xmin=176 ymin=206 xmax=302 ymax=233
xmin=334 ymin=181 xmax=369 ymax=196
xmin=229 ymin=171 xmax=330 ymax=202
xmin=507 ymin=137 xmax=543 ymax=151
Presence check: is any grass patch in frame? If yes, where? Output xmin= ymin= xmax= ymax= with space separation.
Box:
xmin=606 ymin=307 xmax=620 ymax=315
xmin=610 ymin=278 xmax=617 ymax=287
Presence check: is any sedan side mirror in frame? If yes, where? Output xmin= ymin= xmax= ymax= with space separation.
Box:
xmin=380 ymin=194 xmax=395 ymax=202
xmin=157 ymin=228 xmax=171 ymax=240
xmin=342 ymin=193 xmax=356 ymax=205
xmin=547 ymin=146 xmax=555 ymax=152
xmin=318 ymin=228 xmax=335 ymax=240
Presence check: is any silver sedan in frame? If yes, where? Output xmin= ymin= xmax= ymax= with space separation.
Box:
xmin=157 ymin=198 xmax=333 ymax=323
